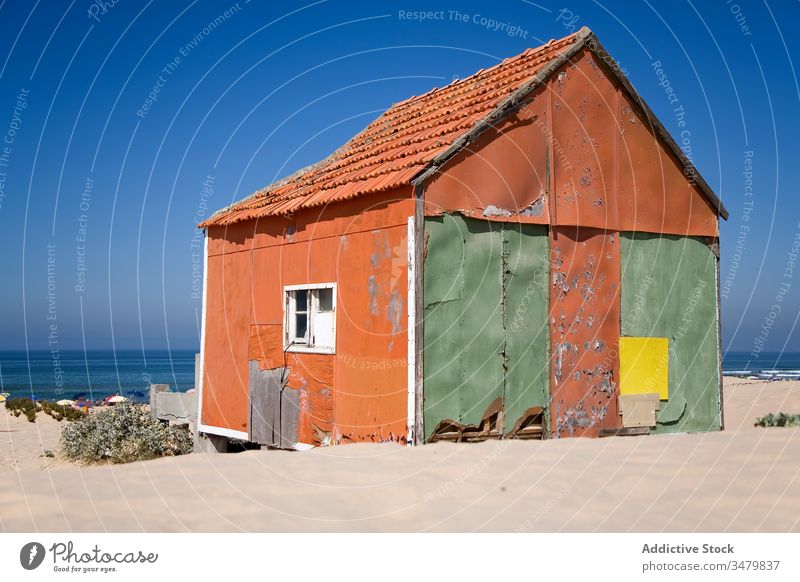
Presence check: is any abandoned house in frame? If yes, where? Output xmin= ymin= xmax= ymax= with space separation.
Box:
xmin=196 ymin=27 xmax=728 ymax=450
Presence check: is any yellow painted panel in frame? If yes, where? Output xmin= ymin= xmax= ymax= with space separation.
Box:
xmin=619 ymin=337 xmax=669 ymax=400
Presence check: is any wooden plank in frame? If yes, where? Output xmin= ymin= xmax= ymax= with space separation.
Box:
xmin=413 ymin=183 xmax=425 ymax=444
xmin=715 ymin=238 xmax=725 ymax=431
xmin=598 ymin=427 xmax=650 ymax=437
xmin=406 ymin=215 xmax=416 ymax=445
xmin=279 ymin=383 xmax=299 ymax=449
xmin=248 ymin=362 xmax=285 ymax=447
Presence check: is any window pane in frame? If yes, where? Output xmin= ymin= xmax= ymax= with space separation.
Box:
xmin=313 ymin=311 xmax=333 ymax=348
xmin=295 ymin=289 xmax=308 ymax=312
xmin=295 ymin=313 xmax=307 ymax=341
xmin=317 ymin=288 xmax=333 ymax=312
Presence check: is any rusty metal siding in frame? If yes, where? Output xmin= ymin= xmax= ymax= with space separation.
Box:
xmin=548 ymin=49 xmax=718 ymax=238
xmin=620 ymin=233 xmax=721 ymax=432
xmin=549 ymin=226 xmax=621 ymax=437
xmin=550 ymin=50 xmax=620 ymax=232
xmin=247 ymin=221 xmax=410 ymax=445
xmin=286 ymin=353 xmax=334 ymax=446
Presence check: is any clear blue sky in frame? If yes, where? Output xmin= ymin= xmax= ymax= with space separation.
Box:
xmin=0 ymin=0 xmax=797 ymax=354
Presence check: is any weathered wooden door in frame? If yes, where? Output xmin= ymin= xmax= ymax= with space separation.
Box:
xmin=248 ymin=362 xmax=298 ymax=448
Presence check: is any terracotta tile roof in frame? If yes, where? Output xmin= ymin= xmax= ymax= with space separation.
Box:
xmin=200 ymin=31 xmax=584 ymax=227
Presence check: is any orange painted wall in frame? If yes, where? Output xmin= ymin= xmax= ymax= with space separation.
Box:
xmin=549 ymin=48 xmax=718 ymax=236
xmin=617 ymin=95 xmax=718 ymax=236
xmin=425 ymin=48 xmax=719 ymax=238
xmin=424 ymin=96 xmax=550 ymax=225
xmin=549 ymin=226 xmax=621 ymax=437
xmin=203 ymin=188 xmax=413 ymax=443
xmin=201 ymin=249 xmax=252 ymax=433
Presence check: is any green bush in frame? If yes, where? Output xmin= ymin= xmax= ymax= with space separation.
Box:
xmin=4 ymin=398 xmax=37 ymax=422
xmin=61 ymin=402 xmax=193 ymax=464
xmin=4 ymin=397 xmax=86 ymax=422
xmin=40 ymin=400 xmax=84 ymax=422
xmin=754 ymin=413 xmax=800 ymax=428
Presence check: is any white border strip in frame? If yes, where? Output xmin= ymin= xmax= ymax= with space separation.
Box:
xmin=196 ymin=423 xmax=249 ymax=441
xmin=195 ymin=233 xmax=248 ymax=442
xmin=197 ymin=231 xmax=208 ymax=430
xmin=406 ymin=216 xmax=416 ymax=446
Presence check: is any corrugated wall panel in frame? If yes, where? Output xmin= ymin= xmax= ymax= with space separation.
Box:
xmin=201 ymin=250 xmax=252 ymax=433
xmin=618 ymin=94 xmax=719 ymax=237
xmin=423 ymin=102 xmax=550 ymax=225
xmin=423 ymin=215 xmax=550 ymax=439
xmin=423 ymin=215 xmax=505 ymax=438
xmin=203 ymin=191 xmax=413 ymax=445
xmin=549 ymin=226 xmax=621 ymax=437
xmin=550 ymin=51 xmax=620 ymax=232
xmin=620 ymin=233 xmax=721 ymax=432
xmin=548 ymin=49 xmax=719 ymax=237
xmin=503 ymin=224 xmax=551 ymax=431
xmin=334 ymin=225 xmax=409 ymax=444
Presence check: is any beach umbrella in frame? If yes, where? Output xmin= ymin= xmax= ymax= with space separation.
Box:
xmin=106 ymin=395 xmax=128 ymax=404
xmin=0 ymin=394 xmax=7 ymax=403
xmin=56 ymin=399 xmax=75 ymax=406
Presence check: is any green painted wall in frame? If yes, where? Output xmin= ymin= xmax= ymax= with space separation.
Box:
xmin=503 ymin=225 xmax=550 ymax=430
xmin=620 ymin=233 xmax=721 ymax=433
xmin=423 ymin=215 xmax=549 ymax=439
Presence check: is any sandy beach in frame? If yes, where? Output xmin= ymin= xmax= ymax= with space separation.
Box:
xmin=1 ymin=377 xmax=798 ymax=532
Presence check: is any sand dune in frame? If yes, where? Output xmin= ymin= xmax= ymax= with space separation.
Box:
xmin=0 ymin=403 xmax=63 ymax=472
xmin=1 ymin=377 xmax=798 ymax=532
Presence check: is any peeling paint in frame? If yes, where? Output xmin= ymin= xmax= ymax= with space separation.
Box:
xmin=482 ymin=204 xmax=512 ymax=217
xmin=550 ymin=226 xmax=620 ymax=438
xmin=387 ymin=289 xmax=403 ymax=347
xmin=519 ymin=196 xmax=546 ymax=217
xmin=367 ymin=274 xmax=378 ymax=315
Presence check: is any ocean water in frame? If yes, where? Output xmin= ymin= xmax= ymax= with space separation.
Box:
xmin=722 ymin=351 xmax=800 ymax=380
xmin=0 ymin=350 xmax=197 ymax=403
xmin=0 ymin=349 xmax=797 ymax=404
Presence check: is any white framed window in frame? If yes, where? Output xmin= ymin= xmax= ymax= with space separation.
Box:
xmin=284 ymin=283 xmax=336 ymax=354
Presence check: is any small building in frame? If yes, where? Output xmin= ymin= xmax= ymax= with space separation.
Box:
xmin=197 ymin=27 xmax=727 ymax=450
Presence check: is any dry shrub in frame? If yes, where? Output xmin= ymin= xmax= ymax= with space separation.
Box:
xmin=61 ymin=402 xmax=192 ymax=463
xmin=754 ymin=413 xmax=800 ymax=428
